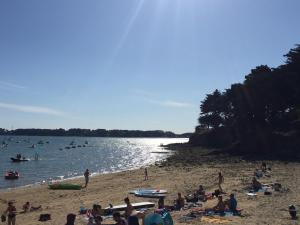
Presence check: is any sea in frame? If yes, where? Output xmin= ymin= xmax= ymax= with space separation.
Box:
xmin=0 ymin=136 xmax=187 ymax=190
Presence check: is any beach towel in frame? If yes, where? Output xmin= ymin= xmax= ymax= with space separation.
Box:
xmin=204 ymin=209 xmax=243 ymax=217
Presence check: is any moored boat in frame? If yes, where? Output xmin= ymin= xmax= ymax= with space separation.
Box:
xmin=5 ymin=171 xmax=19 ymax=179
xmin=11 ymin=157 xmax=29 ymax=162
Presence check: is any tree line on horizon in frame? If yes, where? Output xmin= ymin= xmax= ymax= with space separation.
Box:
xmin=0 ymin=128 xmax=191 ymax=138
xmin=190 ymin=44 xmax=300 ymax=156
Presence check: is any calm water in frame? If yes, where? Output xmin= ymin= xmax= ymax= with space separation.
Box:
xmin=0 ymin=136 xmax=187 ymax=190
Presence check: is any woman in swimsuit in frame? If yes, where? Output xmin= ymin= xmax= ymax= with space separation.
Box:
xmin=5 ymin=201 xmax=17 ymax=225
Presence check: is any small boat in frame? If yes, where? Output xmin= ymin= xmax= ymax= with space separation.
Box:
xmin=11 ymin=157 xmax=29 ymax=162
xmin=38 ymin=140 xmax=44 ymax=145
xmin=5 ymin=171 xmax=19 ymax=179
xmin=85 ymin=141 xmax=88 ymax=145
xmin=29 ymin=144 xmax=36 ymax=148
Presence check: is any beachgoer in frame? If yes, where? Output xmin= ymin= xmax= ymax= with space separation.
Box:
xmin=113 ymin=212 xmax=127 ymax=225
xmin=213 ymin=196 xmax=225 ymax=213
xmin=289 ymin=205 xmax=297 ymax=219
xmin=65 ymin=213 xmax=76 ymax=225
xmin=94 ymin=216 xmax=103 ymax=225
xmin=218 ymin=172 xmax=224 ymax=192
xmin=195 ymin=185 xmax=207 ymax=201
xmin=22 ymin=201 xmax=41 ymax=212
xmin=128 ymin=215 xmax=139 ymax=225
xmin=92 ymin=204 xmax=104 ymax=217
xmin=261 ymin=162 xmax=267 ymax=172
xmin=254 ymin=169 xmax=263 ymax=178
xmin=124 ymin=197 xmax=134 ymax=219
xmin=252 ymin=177 xmax=262 ymax=191
xmin=158 ymin=197 xmax=165 ymax=209
xmin=174 ymin=193 xmax=185 ymax=210
xmin=84 ymin=169 xmax=90 ymax=188
xmin=227 ymin=194 xmax=237 ymax=212
xmin=4 ymin=201 xmax=17 ymax=225
xmin=87 ymin=217 xmax=94 ymax=225
xmin=144 ymin=168 xmax=148 ymax=181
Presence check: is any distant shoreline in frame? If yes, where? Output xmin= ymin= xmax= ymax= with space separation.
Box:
xmin=0 ymin=128 xmax=192 ymax=138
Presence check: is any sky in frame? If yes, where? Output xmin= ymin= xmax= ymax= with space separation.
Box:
xmin=0 ymin=0 xmax=299 ymax=133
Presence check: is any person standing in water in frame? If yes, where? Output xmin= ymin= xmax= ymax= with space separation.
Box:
xmin=84 ymin=169 xmax=90 ymax=188
xmin=144 ymin=168 xmax=148 ymax=181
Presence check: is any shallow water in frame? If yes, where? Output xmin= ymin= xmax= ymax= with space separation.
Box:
xmin=0 ymin=136 xmax=187 ymax=189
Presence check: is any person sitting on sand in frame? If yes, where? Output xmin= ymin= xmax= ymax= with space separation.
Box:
xmin=195 ymin=185 xmax=207 ymax=201
xmin=91 ymin=204 xmax=104 ymax=217
xmin=158 ymin=197 xmax=165 ymax=209
xmin=87 ymin=217 xmax=95 ymax=225
xmin=174 ymin=193 xmax=185 ymax=210
xmin=252 ymin=177 xmax=262 ymax=191
xmin=212 ymin=196 xmax=226 ymax=213
xmin=65 ymin=213 xmax=76 ymax=225
xmin=113 ymin=212 xmax=128 ymax=225
xmin=22 ymin=201 xmax=41 ymax=212
xmin=94 ymin=216 xmax=103 ymax=225
xmin=254 ymin=169 xmax=263 ymax=178
xmin=124 ymin=197 xmax=134 ymax=219
xmin=226 ymin=194 xmax=237 ymax=213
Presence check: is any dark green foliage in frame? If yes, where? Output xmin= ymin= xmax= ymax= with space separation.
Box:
xmin=193 ymin=45 xmax=300 ymax=155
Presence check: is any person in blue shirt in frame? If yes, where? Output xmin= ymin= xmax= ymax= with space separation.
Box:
xmin=228 ymin=193 xmax=237 ymax=213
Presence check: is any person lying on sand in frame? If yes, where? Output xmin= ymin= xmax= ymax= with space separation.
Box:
xmin=252 ymin=177 xmax=263 ymax=191
xmin=22 ymin=202 xmax=41 ymax=212
xmin=174 ymin=193 xmax=185 ymax=210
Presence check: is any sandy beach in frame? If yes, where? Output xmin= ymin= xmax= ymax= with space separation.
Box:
xmin=0 ymin=145 xmax=300 ymax=225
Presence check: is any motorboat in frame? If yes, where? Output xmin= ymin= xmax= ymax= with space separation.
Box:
xmin=5 ymin=171 xmax=19 ymax=179
xmin=11 ymin=157 xmax=29 ymax=162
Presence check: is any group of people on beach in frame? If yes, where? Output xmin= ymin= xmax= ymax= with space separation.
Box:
xmin=1 ymin=201 xmax=41 ymax=225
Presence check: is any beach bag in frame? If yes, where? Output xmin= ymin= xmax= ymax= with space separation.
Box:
xmin=1 ymin=215 xmax=6 ymax=222
xmin=39 ymin=214 xmax=51 ymax=221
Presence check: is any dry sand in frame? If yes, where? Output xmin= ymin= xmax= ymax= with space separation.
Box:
xmin=0 ymin=145 xmax=299 ymax=225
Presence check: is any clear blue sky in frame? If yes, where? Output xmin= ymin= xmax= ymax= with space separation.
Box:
xmin=0 ymin=0 xmax=299 ymax=133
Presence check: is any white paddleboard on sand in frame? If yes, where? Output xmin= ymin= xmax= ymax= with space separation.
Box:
xmin=105 ymin=202 xmax=155 ymax=211
xmin=129 ymin=189 xmax=167 ymax=194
